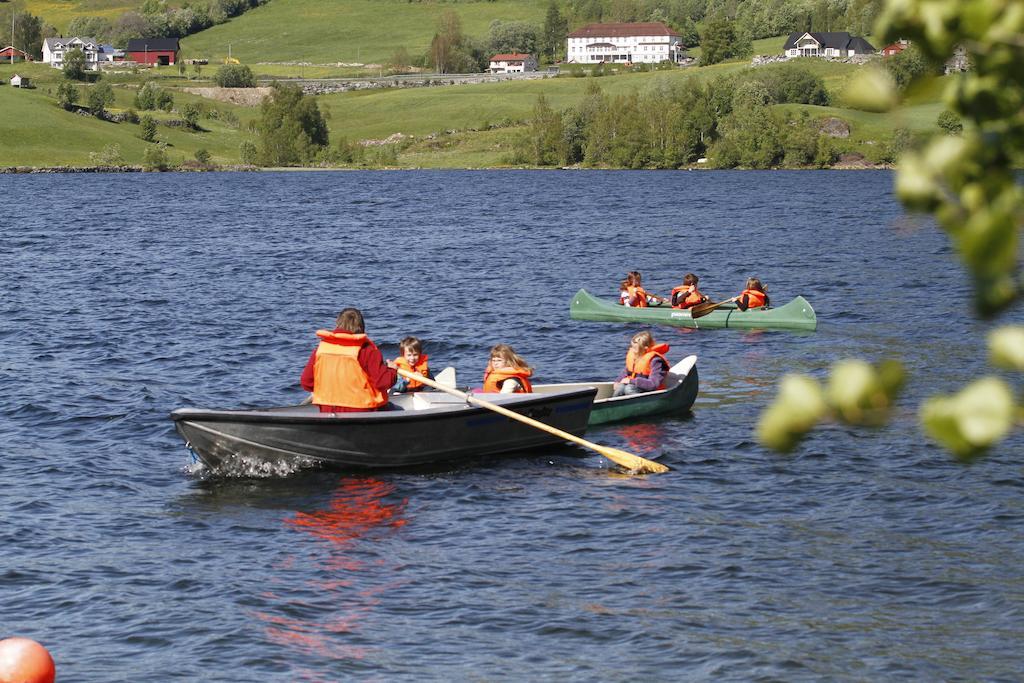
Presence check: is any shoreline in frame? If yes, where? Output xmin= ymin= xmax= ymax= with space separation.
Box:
xmin=0 ymin=163 xmax=894 ymax=174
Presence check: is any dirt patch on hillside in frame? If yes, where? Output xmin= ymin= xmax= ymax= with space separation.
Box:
xmin=182 ymin=87 xmax=273 ymax=106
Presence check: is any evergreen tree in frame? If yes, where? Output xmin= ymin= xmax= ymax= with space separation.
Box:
xmin=541 ymin=1 xmax=568 ymax=60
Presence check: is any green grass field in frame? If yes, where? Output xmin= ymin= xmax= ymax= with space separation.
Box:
xmin=1 ymin=53 xmax=948 ymax=168
xmin=0 ymin=63 xmax=254 ymax=166
xmin=181 ymin=0 xmax=550 ymax=66
xmin=28 ymin=0 xmax=172 ymax=32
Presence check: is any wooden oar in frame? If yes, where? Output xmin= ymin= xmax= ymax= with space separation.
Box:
xmin=690 ymin=299 xmax=735 ymax=320
xmin=396 ymin=368 xmax=669 ymax=474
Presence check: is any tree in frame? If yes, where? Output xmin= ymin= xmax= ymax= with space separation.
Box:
xmin=540 ymin=1 xmax=568 ymax=60
xmin=180 ymin=102 xmax=203 ymax=129
xmin=194 ymin=148 xmax=212 ymax=165
xmin=885 ymin=43 xmax=936 ymax=90
xmin=698 ymin=15 xmax=737 ymax=66
xmin=214 ymin=64 xmax=256 ymax=87
xmin=487 ymin=20 xmax=539 ymax=57
xmin=135 ymin=82 xmax=158 ymax=110
xmin=389 ymin=47 xmax=411 ymax=74
xmin=55 ymin=81 xmax=79 ymax=111
xmin=528 ymin=94 xmax=567 ymax=166
xmin=256 ymin=83 xmax=329 ymax=166
xmin=757 ymin=0 xmax=1024 ymax=460
xmin=142 ymin=143 xmax=170 ymax=171
xmin=139 ymin=115 xmax=158 ymax=142
xmin=63 ymin=48 xmax=88 ymax=81
xmin=87 ymin=82 xmax=115 ymax=117
xmin=430 ymin=10 xmax=465 ymax=73
xmin=936 ymin=110 xmax=962 ymax=135
xmin=68 ymin=16 xmax=113 ymax=44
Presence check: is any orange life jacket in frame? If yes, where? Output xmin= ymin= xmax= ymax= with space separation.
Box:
xmin=482 ymin=366 xmax=533 ymax=393
xmin=741 ymin=289 xmax=767 ymax=309
xmin=394 ymin=355 xmax=430 ymax=390
xmin=312 ymin=330 xmax=388 ymax=410
xmin=671 ymin=284 xmax=704 ymax=309
xmin=626 ymin=285 xmax=648 ymax=308
xmin=626 ymin=343 xmax=670 ymax=389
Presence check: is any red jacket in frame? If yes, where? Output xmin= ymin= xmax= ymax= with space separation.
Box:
xmin=300 ymin=331 xmax=397 ymax=412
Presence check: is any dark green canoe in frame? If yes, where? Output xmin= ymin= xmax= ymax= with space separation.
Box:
xmin=569 ymin=288 xmax=817 ymax=332
xmin=534 ymin=355 xmax=698 ymax=425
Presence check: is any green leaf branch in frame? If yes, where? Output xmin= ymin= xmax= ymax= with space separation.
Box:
xmin=758 ymin=0 xmax=1023 ymax=460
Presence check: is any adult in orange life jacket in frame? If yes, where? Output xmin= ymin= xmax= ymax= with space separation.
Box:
xmin=670 ymin=272 xmax=707 ymax=309
xmin=482 ymin=343 xmax=533 ymax=393
xmin=730 ymin=277 xmax=770 ymax=311
xmin=300 ymin=308 xmax=398 ymax=413
xmin=612 ymin=331 xmax=669 ymax=397
xmin=391 ymin=336 xmax=432 ymax=393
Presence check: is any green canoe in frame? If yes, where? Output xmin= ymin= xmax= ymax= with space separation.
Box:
xmin=533 ymin=355 xmax=698 ymax=425
xmin=569 ymin=288 xmax=817 ymax=332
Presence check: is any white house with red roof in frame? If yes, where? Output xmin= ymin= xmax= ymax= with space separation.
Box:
xmin=489 ymin=53 xmax=538 ymax=73
xmin=566 ymin=22 xmax=686 ymax=64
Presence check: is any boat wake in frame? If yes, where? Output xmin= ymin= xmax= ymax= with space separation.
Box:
xmin=184 ymin=453 xmax=322 ymax=479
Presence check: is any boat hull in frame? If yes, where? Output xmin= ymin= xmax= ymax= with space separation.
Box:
xmin=569 ymin=288 xmax=817 ymax=331
xmin=534 ymin=356 xmax=698 ymax=425
xmin=171 ymin=387 xmax=597 ymax=471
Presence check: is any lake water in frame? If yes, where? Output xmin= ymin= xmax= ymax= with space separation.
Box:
xmin=2 ymin=170 xmax=1022 ymax=681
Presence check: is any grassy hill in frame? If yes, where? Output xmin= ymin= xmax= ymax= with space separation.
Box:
xmin=0 ymin=55 xmax=948 ymax=169
xmin=28 ymin=0 xmax=158 ymax=32
xmin=0 ymin=62 xmax=256 ymax=166
xmin=180 ymin=0 xmax=550 ymax=66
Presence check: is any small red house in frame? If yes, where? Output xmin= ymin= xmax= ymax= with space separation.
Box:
xmin=882 ymin=40 xmax=909 ymax=56
xmin=0 ymin=46 xmax=32 ymax=62
xmin=125 ymin=38 xmax=179 ymax=66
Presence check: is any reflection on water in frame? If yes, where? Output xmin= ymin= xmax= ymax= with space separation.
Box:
xmin=253 ymin=478 xmax=408 ymax=666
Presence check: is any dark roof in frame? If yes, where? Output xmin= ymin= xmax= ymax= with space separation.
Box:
xmin=126 ymin=38 xmax=180 ymax=52
xmin=783 ymin=32 xmax=875 ymax=53
xmin=568 ymin=22 xmax=680 ymax=38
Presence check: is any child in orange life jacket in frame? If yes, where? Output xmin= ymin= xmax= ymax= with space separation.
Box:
xmin=671 ymin=273 xmax=707 ymax=309
xmin=613 ymin=331 xmax=669 ymax=397
xmin=482 ymin=343 xmax=533 ymax=393
xmin=391 ymin=336 xmax=432 ymax=393
xmin=618 ymin=279 xmax=631 ymax=305
xmin=730 ymin=277 xmax=770 ymax=311
xmin=624 ymin=271 xmax=666 ymax=307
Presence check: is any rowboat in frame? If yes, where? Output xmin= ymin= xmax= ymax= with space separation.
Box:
xmin=534 ymin=356 xmax=698 ymax=425
xmin=569 ymin=288 xmax=817 ymax=331
xmin=171 ymin=386 xmax=596 ymax=472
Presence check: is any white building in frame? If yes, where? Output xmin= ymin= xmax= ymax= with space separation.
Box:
xmin=43 ymin=37 xmax=102 ymax=69
xmin=489 ymin=53 xmax=538 ymax=73
xmin=566 ymin=22 xmax=686 ymax=65
xmin=781 ymin=32 xmax=876 ymax=59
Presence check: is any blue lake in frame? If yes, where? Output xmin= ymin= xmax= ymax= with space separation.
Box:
xmin=1 ymin=170 xmax=1022 ymax=680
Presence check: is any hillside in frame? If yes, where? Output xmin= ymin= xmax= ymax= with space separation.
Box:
xmin=0 ymin=54 xmax=949 ymax=170
xmin=180 ymin=0 xmax=550 ymax=66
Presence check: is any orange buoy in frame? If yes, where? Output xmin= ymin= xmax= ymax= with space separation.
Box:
xmin=0 ymin=638 xmax=55 ymax=683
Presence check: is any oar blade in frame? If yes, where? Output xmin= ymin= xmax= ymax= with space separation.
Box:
xmin=597 ymin=446 xmax=669 ymax=474
xmin=690 ymin=300 xmax=727 ymax=320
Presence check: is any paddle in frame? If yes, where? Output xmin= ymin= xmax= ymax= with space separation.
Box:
xmin=690 ymin=298 xmax=735 ymax=320
xmin=396 ymin=367 xmax=669 ymax=474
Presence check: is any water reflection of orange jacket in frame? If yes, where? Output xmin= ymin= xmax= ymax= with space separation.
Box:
xmin=483 ymin=367 xmax=533 ymax=393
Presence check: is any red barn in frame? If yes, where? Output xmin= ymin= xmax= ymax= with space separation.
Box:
xmin=0 ymin=46 xmax=32 ymax=62
xmin=126 ymin=38 xmax=179 ymax=66
xmin=882 ymin=40 xmax=909 ymax=56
